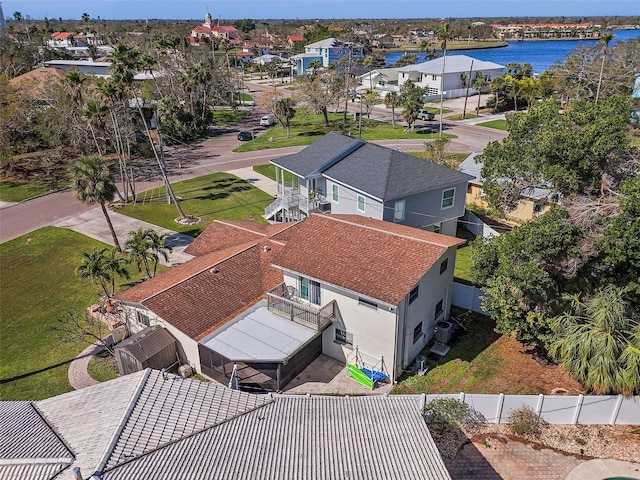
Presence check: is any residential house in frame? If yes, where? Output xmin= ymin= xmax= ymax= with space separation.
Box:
xmin=42 ymin=60 xmax=156 ymax=81
xmin=266 ymin=132 xmax=474 ymax=236
xmin=287 ymin=34 xmax=304 ymax=50
xmin=358 ymin=67 xmax=401 ymax=94
xmin=491 ymin=23 xmax=599 ymax=39
xmin=459 ymin=152 xmax=561 ymax=221
xmin=371 ymin=33 xmax=395 ymax=49
xmin=114 ymin=214 xmax=463 ymax=391
xmin=0 ymin=369 xmax=451 ymax=479
xmin=397 ymin=54 xmax=504 ymax=100
xmin=190 ymin=11 xmax=240 ymax=46
xmin=290 ymin=37 xmax=364 ymax=75
xmin=9 ymin=67 xmax=66 ymax=101
xmin=47 ymin=32 xmax=88 ymax=48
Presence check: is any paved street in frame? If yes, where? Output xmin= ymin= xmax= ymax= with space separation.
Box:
xmin=0 ymin=81 xmax=506 ymax=244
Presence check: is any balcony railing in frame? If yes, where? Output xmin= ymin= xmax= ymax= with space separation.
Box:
xmin=264 ymin=191 xmax=325 ymax=220
xmin=266 ymin=283 xmax=336 ymax=331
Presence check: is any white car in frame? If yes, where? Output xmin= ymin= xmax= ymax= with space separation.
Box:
xmin=260 ymin=115 xmax=277 ymax=126
xmin=416 ymin=110 xmax=435 ymax=121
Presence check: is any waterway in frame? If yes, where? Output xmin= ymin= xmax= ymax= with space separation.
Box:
xmin=384 ymin=29 xmax=640 ymax=73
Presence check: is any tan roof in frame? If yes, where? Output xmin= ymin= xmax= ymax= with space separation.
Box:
xmin=271 ymin=214 xmax=463 ymax=305
xmin=185 ymin=220 xmax=295 ymax=256
xmin=9 ymin=68 xmax=66 ymax=100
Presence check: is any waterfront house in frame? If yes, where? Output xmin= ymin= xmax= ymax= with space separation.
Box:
xmin=290 ymin=37 xmax=364 ymax=75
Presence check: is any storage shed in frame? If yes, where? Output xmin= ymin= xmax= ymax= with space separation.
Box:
xmin=115 ymin=326 xmax=178 ymax=376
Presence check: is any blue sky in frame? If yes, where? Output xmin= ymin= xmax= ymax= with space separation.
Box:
xmin=3 ymin=0 xmax=639 ymax=20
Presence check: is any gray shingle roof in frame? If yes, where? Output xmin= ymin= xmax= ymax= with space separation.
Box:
xmin=271 ymin=132 xmax=364 ymax=177
xmin=0 ymin=401 xmax=72 ymax=460
xmin=100 ymin=396 xmax=451 ymax=480
xmin=324 ymin=142 xmax=474 ymax=201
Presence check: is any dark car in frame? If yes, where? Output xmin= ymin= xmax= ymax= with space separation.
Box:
xmin=237 ymin=131 xmax=254 ymax=141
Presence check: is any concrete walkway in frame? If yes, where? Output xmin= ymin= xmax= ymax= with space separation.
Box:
xmin=68 ymin=341 xmax=103 ymax=389
xmin=564 ymin=458 xmax=640 ymax=480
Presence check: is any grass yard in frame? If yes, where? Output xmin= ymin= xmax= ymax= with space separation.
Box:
xmin=118 ymin=172 xmax=273 ymax=237
xmin=477 ymin=119 xmax=508 ymax=131
xmin=407 ymin=152 xmax=470 ymax=169
xmin=454 ymin=226 xmax=476 ymax=283
xmin=212 ymin=109 xmax=250 ymax=126
xmin=392 ymin=312 xmax=584 ymax=395
xmin=0 ymin=227 xmax=149 ymax=400
xmin=87 ymin=350 xmax=119 ymax=382
xmin=0 ymin=179 xmax=54 ymax=203
xmin=234 ymin=111 xmax=455 ymax=152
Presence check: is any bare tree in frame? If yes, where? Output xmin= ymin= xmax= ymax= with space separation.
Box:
xmin=52 ymin=310 xmax=116 ymax=356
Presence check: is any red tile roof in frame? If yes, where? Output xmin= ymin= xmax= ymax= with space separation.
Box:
xmin=271 ymin=214 xmax=464 ymax=305
xmin=288 ymin=35 xmax=304 ymax=42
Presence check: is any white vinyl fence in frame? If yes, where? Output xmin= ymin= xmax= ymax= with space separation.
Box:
xmin=452 ymin=282 xmax=487 ymax=314
xmin=462 ymin=210 xmax=500 ymax=238
xmin=417 ymin=393 xmax=640 ymax=425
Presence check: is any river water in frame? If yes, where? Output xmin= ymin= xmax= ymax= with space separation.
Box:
xmin=384 ymin=29 xmax=640 ymax=73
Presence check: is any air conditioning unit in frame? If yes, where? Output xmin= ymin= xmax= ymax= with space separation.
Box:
xmin=318 ymin=200 xmax=331 ymax=212
xmin=434 ymin=321 xmax=453 ymax=345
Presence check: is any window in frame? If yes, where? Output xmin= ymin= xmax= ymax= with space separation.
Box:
xmin=431 ymin=74 xmax=437 ymax=81
xmin=409 ymin=285 xmax=419 ymax=304
xmin=413 ymin=322 xmax=423 ymax=344
xmin=332 ymin=184 xmax=339 ymax=202
xmin=335 ymin=328 xmax=353 ymax=347
xmin=441 ymin=188 xmax=455 ymax=209
xmin=440 ymin=258 xmax=448 ymax=274
xmin=137 ymin=311 xmax=150 ymax=327
xmin=394 ymin=200 xmax=405 ymax=222
xmin=358 ymin=297 xmax=378 ymax=309
xmin=357 ymin=194 xmax=365 ymax=212
xmin=299 ymin=276 xmax=321 ymax=305
xmin=435 ymin=299 xmax=444 ymax=320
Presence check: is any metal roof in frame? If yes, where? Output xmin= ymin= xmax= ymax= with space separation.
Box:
xmin=0 ymin=401 xmax=72 ymax=461
xmin=201 ymin=305 xmax=318 ymax=362
xmin=114 ymin=326 xmax=176 ymax=363
xmin=100 ymin=395 xmax=451 ymax=480
xmin=398 ymin=54 xmax=504 ymax=74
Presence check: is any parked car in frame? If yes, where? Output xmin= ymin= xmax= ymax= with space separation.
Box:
xmin=237 ymin=131 xmax=255 ymax=141
xmin=260 ymin=115 xmax=277 ymax=126
xmin=417 ymin=110 xmax=435 ymax=121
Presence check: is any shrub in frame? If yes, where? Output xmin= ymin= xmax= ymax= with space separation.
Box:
xmin=508 ymin=404 xmax=541 ymax=436
xmin=423 ymin=398 xmax=469 ymax=425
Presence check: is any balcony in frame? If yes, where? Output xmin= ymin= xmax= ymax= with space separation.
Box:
xmin=266 ymin=283 xmax=336 ymax=331
xmin=264 ymin=187 xmax=326 ymax=221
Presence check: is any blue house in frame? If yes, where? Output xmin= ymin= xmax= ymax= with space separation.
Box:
xmin=291 ymin=38 xmax=364 ymax=76
xmin=265 ymin=132 xmax=473 ymax=236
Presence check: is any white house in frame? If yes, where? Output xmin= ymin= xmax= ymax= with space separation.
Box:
xmin=358 ymin=67 xmax=402 ymax=94
xmin=398 ymin=54 xmax=504 ymax=99
xmin=290 ymin=37 xmax=364 ymax=75
xmin=266 ymin=132 xmax=473 ymax=236
xmin=114 ymin=214 xmax=463 ymax=391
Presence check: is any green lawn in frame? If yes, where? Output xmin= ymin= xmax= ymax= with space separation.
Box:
xmin=445 ymin=112 xmax=480 ymax=121
xmin=0 ymin=227 xmax=146 ymax=400
xmin=87 ymin=350 xmax=119 ymax=382
xmin=234 ymin=112 xmax=456 ymax=152
xmin=454 ymin=226 xmax=476 ymax=283
xmin=119 ymin=173 xmax=273 ymax=237
xmin=212 ymin=109 xmax=250 ymax=126
xmin=477 ymin=119 xmax=508 ymax=131
xmin=0 ymin=180 xmax=58 ymax=203
xmin=392 ymin=313 xmax=502 ymax=394
xmin=253 ymin=164 xmax=294 ymax=183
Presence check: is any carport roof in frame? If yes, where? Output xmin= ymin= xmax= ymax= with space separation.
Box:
xmin=201 ymin=305 xmax=318 ymax=362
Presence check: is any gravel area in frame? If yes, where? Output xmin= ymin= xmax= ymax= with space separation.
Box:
xmin=430 ymin=423 xmax=640 ymax=463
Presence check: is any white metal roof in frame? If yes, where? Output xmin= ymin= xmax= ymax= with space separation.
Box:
xmin=201 ymin=306 xmax=318 ymax=362
xmin=398 ymin=54 xmax=504 ymax=75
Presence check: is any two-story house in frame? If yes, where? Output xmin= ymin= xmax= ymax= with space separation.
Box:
xmin=290 ymin=37 xmax=364 ymax=75
xmin=397 ymin=54 xmax=504 ymax=100
xmin=114 ymin=214 xmax=463 ymax=392
xmin=265 ymin=132 xmax=474 ymax=236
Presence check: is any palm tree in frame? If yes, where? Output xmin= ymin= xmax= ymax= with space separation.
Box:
xmin=63 ymin=70 xmax=87 ymax=107
xmin=108 ymin=42 xmax=186 ymax=219
xmin=275 ymin=97 xmax=296 ymax=138
xmin=13 ymin=12 xmax=22 ymax=21
xmin=70 ymin=156 xmax=121 ymax=251
xmin=595 ymin=32 xmax=615 ymax=104
xmin=363 ymin=55 xmax=376 ymax=91
xmin=549 ymin=286 xmax=640 ymax=395
xmin=76 ymin=248 xmax=112 ymax=298
xmin=145 ymin=230 xmax=172 ymax=277
xmin=384 ymin=91 xmax=400 ymax=128
xmin=81 ymin=12 xmax=90 ymax=24
xmin=472 ymin=73 xmax=488 ymax=115
xmin=82 ymin=99 xmax=107 ymax=155
xmin=125 ymin=228 xmax=154 ymax=278
xmin=102 ymin=247 xmax=130 ymax=295
xmin=419 ymin=39 xmax=437 ymax=61
xmin=435 ymin=22 xmax=454 ymax=139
